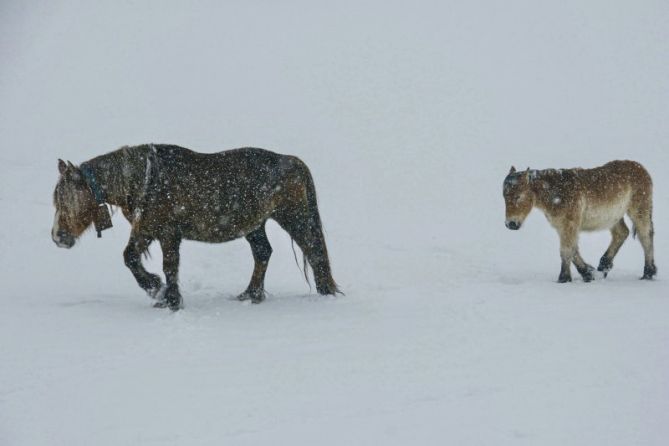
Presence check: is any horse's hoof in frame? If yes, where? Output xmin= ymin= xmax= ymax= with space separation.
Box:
xmin=597 ymin=256 xmax=613 ymax=273
xmin=153 ymin=300 xmax=182 ymax=310
xmin=641 ymin=264 xmax=657 ymax=280
xmin=165 ymin=295 xmax=183 ymax=311
xmin=578 ymin=265 xmax=596 ymax=282
xmin=597 ymin=265 xmax=611 ymax=275
xmin=155 ymin=287 xmax=182 ymax=311
xmin=237 ymin=290 xmax=265 ymax=304
xmin=557 ymin=275 xmax=572 ymax=283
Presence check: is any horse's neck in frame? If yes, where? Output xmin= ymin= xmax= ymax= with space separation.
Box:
xmin=530 ymin=169 xmax=570 ymax=210
xmin=529 ymin=170 xmax=556 ymax=210
xmin=85 ymin=147 xmax=147 ymax=207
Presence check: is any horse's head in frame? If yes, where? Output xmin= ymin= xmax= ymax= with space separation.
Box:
xmin=52 ymin=159 xmax=97 ymax=248
xmin=503 ymin=166 xmax=534 ymax=230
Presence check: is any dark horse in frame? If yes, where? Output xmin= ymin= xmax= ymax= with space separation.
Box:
xmin=52 ymin=144 xmax=340 ymax=310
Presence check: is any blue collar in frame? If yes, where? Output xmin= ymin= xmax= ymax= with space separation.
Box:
xmin=80 ymin=163 xmax=106 ymax=204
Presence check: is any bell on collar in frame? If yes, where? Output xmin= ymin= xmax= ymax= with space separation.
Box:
xmin=94 ymin=203 xmax=113 ymax=238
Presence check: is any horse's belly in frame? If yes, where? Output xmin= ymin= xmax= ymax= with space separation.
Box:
xmin=178 ymin=211 xmax=270 ymax=243
xmin=177 ymin=224 xmax=235 ymax=243
xmin=581 ymin=196 xmax=630 ymax=231
xmin=185 ymin=233 xmax=239 ymax=243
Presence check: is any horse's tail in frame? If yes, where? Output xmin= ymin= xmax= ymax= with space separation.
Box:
xmin=301 ymin=166 xmax=341 ymax=295
xmin=276 ymin=157 xmax=340 ymax=295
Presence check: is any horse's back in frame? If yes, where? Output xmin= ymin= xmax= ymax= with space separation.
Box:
xmin=150 ymin=145 xmax=305 ymax=186
xmin=573 ymin=160 xmax=651 ymax=193
xmin=154 ymin=145 xmax=284 ymax=169
xmin=597 ymin=160 xmax=652 ymax=185
xmin=138 ymin=144 xmax=309 ymax=242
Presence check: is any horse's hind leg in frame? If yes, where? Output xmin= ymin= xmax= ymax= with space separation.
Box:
xmin=597 ymin=219 xmax=629 ymax=277
xmin=238 ymin=223 xmax=272 ymax=304
xmin=628 ymin=203 xmax=657 ymax=280
xmin=124 ymin=232 xmax=163 ymax=298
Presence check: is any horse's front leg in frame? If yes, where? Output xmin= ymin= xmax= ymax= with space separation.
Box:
xmin=156 ymin=235 xmax=182 ymax=311
xmin=123 ymin=233 xmax=163 ymax=298
xmin=557 ymin=226 xmax=579 ymax=283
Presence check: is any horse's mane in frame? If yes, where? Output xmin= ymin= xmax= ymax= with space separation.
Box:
xmin=505 ymin=168 xmax=582 ymax=188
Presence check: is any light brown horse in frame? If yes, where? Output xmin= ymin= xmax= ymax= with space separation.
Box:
xmin=52 ymin=144 xmax=340 ymax=310
xmin=503 ymin=161 xmax=656 ymax=282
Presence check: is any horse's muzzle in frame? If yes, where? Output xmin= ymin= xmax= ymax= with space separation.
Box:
xmin=53 ymin=230 xmax=75 ymax=249
xmin=505 ymin=220 xmax=521 ymax=230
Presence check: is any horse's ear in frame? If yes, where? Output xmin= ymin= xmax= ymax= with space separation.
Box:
xmin=67 ymin=161 xmax=82 ymax=181
xmin=58 ymin=159 xmax=67 ymax=175
xmin=509 ymin=166 xmax=516 ymax=174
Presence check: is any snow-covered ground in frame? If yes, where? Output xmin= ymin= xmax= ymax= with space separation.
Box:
xmin=1 ymin=1 xmax=668 ymax=445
